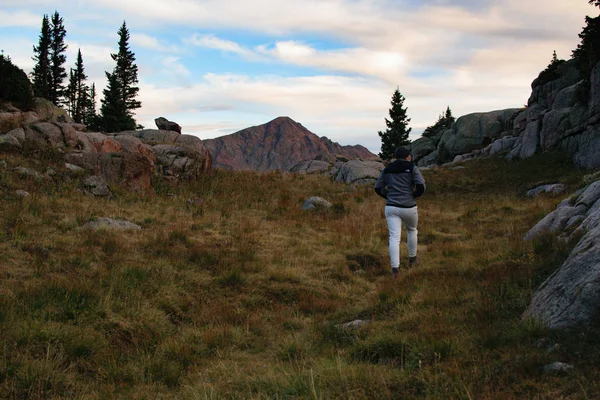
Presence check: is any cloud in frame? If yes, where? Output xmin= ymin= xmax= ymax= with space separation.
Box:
xmin=131 ymin=33 xmax=180 ymax=53
xmin=0 ymin=10 xmax=42 ymax=27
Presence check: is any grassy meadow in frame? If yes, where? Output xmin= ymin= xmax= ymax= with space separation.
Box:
xmin=0 ymin=150 xmax=599 ymax=399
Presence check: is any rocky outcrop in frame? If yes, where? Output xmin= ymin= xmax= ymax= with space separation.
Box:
xmin=414 ymin=59 xmax=600 ymax=169
xmin=203 ymin=117 xmax=376 ymax=171
xmin=0 ymin=98 xmax=213 ymax=192
xmin=523 ymin=179 xmax=600 ymax=329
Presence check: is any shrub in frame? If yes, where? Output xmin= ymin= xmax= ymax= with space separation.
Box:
xmin=0 ymin=53 xmax=34 ymax=110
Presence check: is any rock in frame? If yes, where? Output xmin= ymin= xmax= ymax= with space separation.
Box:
xmin=0 ymin=112 xmax=24 ymax=134
xmin=112 ymin=134 xmax=156 ymax=165
xmin=575 ymin=197 xmax=600 ymax=234
xmin=15 ymin=190 xmax=30 ymax=198
xmin=290 ymin=159 xmax=330 ymax=174
xmin=534 ymin=338 xmax=552 ymax=349
xmin=65 ymin=163 xmax=84 ymax=172
xmin=529 ymin=59 xmax=582 ymax=108
xmin=152 ymin=144 xmax=211 ymax=179
xmin=547 ymin=344 xmax=561 ymax=354
xmin=573 ymin=127 xmax=600 ymax=169
xmin=66 ymin=152 xmax=152 ymax=194
xmin=30 ymin=122 xmax=66 ymax=148
xmin=82 ymin=218 xmax=141 ymax=231
xmin=6 ymin=128 xmax=25 ymax=143
xmin=55 ymin=122 xmax=79 ymax=147
xmin=0 ymin=133 xmax=22 ymax=152
xmin=81 ymin=132 xmax=122 ymax=153
xmin=575 ymin=181 xmax=600 ymax=208
xmin=155 ymin=117 xmax=182 ymax=133
xmin=32 ymin=97 xmax=73 ymax=123
xmin=186 ymin=198 xmax=204 ymax=207
xmin=540 ymin=108 xmax=572 ymax=150
xmin=519 ymin=121 xmax=540 ymax=159
xmin=13 ymin=166 xmax=45 ymax=181
xmin=523 ymin=222 xmax=600 ymax=328
xmin=553 ymin=81 xmax=584 ymax=110
xmin=333 ymin=160 xmax=384 ymax=185
xmin=524 ymin=200 xmax=587 ymax=241
xmin=337 ymin=320 xmax=369 ymax=329
xmin=543 ymin=362 xmax=573 ymax=375
xmin=418 ymin=150 xmax=439 ymax=167
xmin=302 ymin=196 xmax=333 ymax=210
xmin=119 ymin=129 xmax=180 ymax=146
xmin=526 ymin=184 xmax=566 ymax=197
xmin=409 ymin=137 xmax=435 ymax=163
xmin=82 ymin=175 xmax=112 ymax=197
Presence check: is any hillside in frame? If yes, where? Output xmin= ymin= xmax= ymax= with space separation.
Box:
xmin=1 ymin=150 xmax=599 ymax=399
xmin=203 ymin=117 xmax=377 ymax=171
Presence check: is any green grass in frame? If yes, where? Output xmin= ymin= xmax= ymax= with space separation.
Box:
xmin=0 ymin=151 xmax=598 ymax=399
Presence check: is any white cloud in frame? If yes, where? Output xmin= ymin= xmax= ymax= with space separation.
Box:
xmin=131 ymin=33 xmax=180 ymax=53
xmin=0 ymin=10 xmax=42 ymax=28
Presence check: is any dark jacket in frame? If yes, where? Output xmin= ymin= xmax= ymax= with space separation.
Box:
xmin=373 ymin=160 xmax=426 ymax=208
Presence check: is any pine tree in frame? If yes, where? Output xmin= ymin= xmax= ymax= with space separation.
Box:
xmin=31 ymin=14 xmax=52 ymax=99
xmin=84 ymin=83 xmax=97 ymax=123
xmin=112 ymin=21 xmax=141 ymax=112
xmin=573 ymin=15 xmax=600 ymax=77
xmin=49 ymin=11 xmax=68 ymax=106
xmin=423 ymin=106 xmax=454 ymax=138
xmin=66 ymin=68 xmax=76 ymax=115
xmin=378 ymin=88 xmax=412 ymax=160
xmin=99 ymin=21 xmax=141 ymax=132
xmin=72 ymin=49 xmax=88 ymax=123
xmin=590 ymin=0 xmax=600 ymax=8
xmin=100 ymin=72 xmax=135 ymax=132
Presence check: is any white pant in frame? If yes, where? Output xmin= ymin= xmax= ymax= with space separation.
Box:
xmin=385 ymin=206 xmax=418 ymax=269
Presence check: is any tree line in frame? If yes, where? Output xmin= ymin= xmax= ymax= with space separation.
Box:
xmin=30 ymin=11 xmax=141 ymax=132
xmin=377 ymin=0 xmax=600 ymax=160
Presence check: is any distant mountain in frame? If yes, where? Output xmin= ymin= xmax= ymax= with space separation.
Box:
xmin=203 ymin=117 xmax=377 ymax=171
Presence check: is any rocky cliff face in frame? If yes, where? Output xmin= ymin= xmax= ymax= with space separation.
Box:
xmin=412 ymin=59 xmax=600 ymax=170
xmin=203 ymin=117 xmax=376 ymax=171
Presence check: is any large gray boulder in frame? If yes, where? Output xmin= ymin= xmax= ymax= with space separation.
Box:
xmin=155 ymin=117 xmax=182 ymax=134
xmin=523 ymin=180 xmax=600 ymax=329
xmin=523 ymin=222 xmax=600 ymax=329
xmin=528 ymin=59 xmax=582 ymax=109
xmin=410 ymin=137 xmax=435 ymax=163
xmin=333 ymin=160 xmax=384 ymax=185
xmin=519 ymin=121 xmax=541 ymax=159
xmin=573 ymin=127 xmax=600 ymax=169
xmin=30 ymin=122 xmax=66 ymax=148
xmin=82 ymin=218 xmax=142 ymax=231
xmin=290 ymin=159 xmax=330 ymax=174
xmin=553 ymin=81 xmax=584 ymax=110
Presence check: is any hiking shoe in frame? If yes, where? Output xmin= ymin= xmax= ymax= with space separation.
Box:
xmin=408 ymin=256 xmax=418 ymax=267
xmin=392 ymin=268 xmax=399 ymax=279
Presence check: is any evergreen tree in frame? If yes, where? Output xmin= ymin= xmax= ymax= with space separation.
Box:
xmin=66 ymin=68 xmax=76 ymax=115
xmin=423 ymin=106 xmax=454 ymax=138
xmin=72 ymin=49 xmax=88 ymax=123
xmin=378 ymin=88 xmax=412 ymax=160
xmin=1 ymin=52 xmax=34 ymax=110
xmin=590 ymin=0 xmax=600 ymax=8
xmin=573 ymin=15 xmax=600 ymax=77
xmin=49 ymin=11 xmax=68 ymax=106
xmin=84 ymin=83 xmax=97 ymax=124
xmin=111 ymin=21 xmax=141 ymax=112
xmin=31 ymin=14 xmax=52 ymax=99
xmin=100 ymin=72 xmax=135 ymax=132
xmin=99 ymin=21 xmax=141 ymax=132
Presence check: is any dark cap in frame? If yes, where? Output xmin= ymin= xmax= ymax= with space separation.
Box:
xmin=394 ymin=146 xmax=411 ymax=159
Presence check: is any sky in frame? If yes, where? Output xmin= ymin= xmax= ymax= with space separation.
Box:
xmin=0 ymin=0 xmax=597 ymax=154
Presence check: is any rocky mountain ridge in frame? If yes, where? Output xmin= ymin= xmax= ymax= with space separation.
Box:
xmin=203 ymin=116 xmax=377 ymax=171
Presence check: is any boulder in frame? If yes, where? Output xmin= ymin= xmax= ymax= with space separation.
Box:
xmin=30 ymin=122 xmax=66 ymax=148
xmin=13 ymin=166 xmax=45 ymax=181
xmin=333 ymin=160 xmax=384 ymax=185
xmin=418 ymin=150 xmax=439 ymax=167
xmin=6 ymin=128 xmax=25 ymax=143
xmin=526 ymin=184 xmax=566 ymax=197
xmin=0 ymin=112 xmax=24 ymax=134
xmin=543 ymin=362 xmax=574 ymax=375
xmin=15 ymin=190 xmax=30 ymax=198
xmin=32 ymin=97 xmax=72 ymax=123
xmin=65 ymin=151 xmax=153 ymax=193
xmin=112 ymin=134 xmax=156 ymax=165
xmin=524 ymin=201 xmax=587 ymax=240
xmin=572 ymin=127 xmax=600 ymax=170
xmin=519 ymin=121 xmax=540 ymax=159
xmin=523 ymin=222 xmax=600 ymax=329
xmin=528 ymin=59 xmax=582 ymax=108
xmin=290 ymin=159 xmax=330 ymax=174
xmin=81 ymin=132 xmax=122 ymax=153
xmin=0 ymin=133 xmax=22 ymax=152
xmin=65 ymin=163 xmax=84 ymax=172
xmin=82 ymin=175 xmax=112 ymax=197
xmin=302 ymin=196 xmax=333 ymax=210
xmin=410 ymin=137 xmax=435 ymax=163
xmin=155 ymin=117 xmax=182 ymax=134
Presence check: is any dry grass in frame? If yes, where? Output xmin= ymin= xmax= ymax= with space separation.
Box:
xmin=0 ymin=151 xmax=598 ymax=399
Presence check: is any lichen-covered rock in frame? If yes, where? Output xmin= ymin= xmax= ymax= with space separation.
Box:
xmin=82 ymin=218 xmax=141 ymax=231
xmin=302 ymin=196 xmax=333 ymax=210
xmin=155 ymin=117 xmax=182 ymax=133
xmin=333 ymin=160 xmax=384 ymax=185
